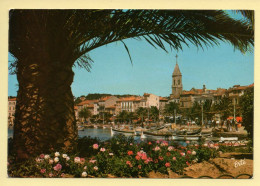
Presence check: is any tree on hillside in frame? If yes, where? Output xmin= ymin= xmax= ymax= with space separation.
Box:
xmin=9 ymin=10 xmax=254 ymax=159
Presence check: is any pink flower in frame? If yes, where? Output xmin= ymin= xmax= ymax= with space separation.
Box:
xmin=161 ymin=141 xmax=168 ymax=146
xmin=165 ymin=162 xmax=171 ymax=167
xmin=159 ymin=156 xmax=164 ymax=161
xmin=187 ymin=150 xmax=191 ymax=154
xmin=53 ymin=163 xmax=62 ymax=171
xmin=74 ymin=157 xmax=81 ymax=163
xmin=180 ymin=152 xmax=185 ymax=156
xmin=100 ymin=148 xmax=106 ymax=152
xmin=148 ymin=142 xmax=152 ymax=145
xmin=186 ymin=141 xmax=190 ymax=144
xmin=154 ymin=146 xmax=161 ymax=151
xmin=127 ymin=151 xmax=134 ymax=156
xmin=89 ymin=159 xmax=97 ymax=164
xmin=49 ymin=173 xmax=53 ymax=177
xmin=135 ymin=155 xmax=140 ymax=160
xmin=61 ymin=173 xmax=65 ymax=177
xmin=141 ymin=154 xmax=147 ymax=160
xmin=172 ymin=157 xmax=176 ymax=161
xmin=39 ymin=154 xmax=45 ymax=159
xmin=186 ymin=161 xmax=190 ymax=166
xmin=80 ymin=158 xmax=85 ymax=163
xmin=130 ymin=143 xmax=133 ymax=146
xmin=93 ymin=144 xmax=99 ymax=149
xmin=168 ymin=146 xmax=174 ymax=151
xmin=40 ymin=169 xmax=46 ymax=174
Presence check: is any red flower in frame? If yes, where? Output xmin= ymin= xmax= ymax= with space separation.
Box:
xmin=135 ymin=155 xmax=140 ymax=160
xmin=148 ymin=142 xmax=152 ymax=145
xmin=159 ymin=156 xmax=164 ymax=161
xmin=186 ymin=161 xmax=190 ymax=166
xmin=165 ymin=162 xmax=171 ymax=167
xmin=166 ymin=152 xmax=171 ymax=157
xmin=126 ymin=161 xmax=133 ymax=167
xmin=127 ymin=151 xmax=134 ymax=156
xmin=187 ymin=150 xmax=191 ymax=154
xmin=138 ymin=165 xmax=142 ymax=169
xmin=80 ymin=158 xmax=85 ymax=163
xmin=39 ymin=154 xmax=45 ymax=159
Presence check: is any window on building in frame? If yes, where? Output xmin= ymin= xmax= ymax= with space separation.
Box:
xmin=174 ymin=80 xmax=175 ymax=85
xmin=178 ymin=80 xmax=180 ymax=85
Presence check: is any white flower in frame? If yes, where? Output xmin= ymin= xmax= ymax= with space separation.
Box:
xmin=192 ymin=151 xmax=196 ymax=155
xmin=66 ymin=156 xmax=70 ymax=161
xmin=55 ymin=152 xmax=60 ymax=157
xmin=62 ymin=154 xmax=68 ymax=158
xmin=109 ymin=153 xmax=114 ymax=156
xmin=203 ymin=143 xmax=208 ymax=147
xmin=168 ymin=146 xmax=174 ymax=151
xmin=82 ymin=171 xmax=87 ymax=177
xmin=54 ymin=157 xmax=59 ymax=163
xmin=44 ymin=154 xmax=50 ymax=159
xmin=84 ymin=166 xmax=87 ymax=170
xmin=93 ymin=166 xmax=98 ymax=171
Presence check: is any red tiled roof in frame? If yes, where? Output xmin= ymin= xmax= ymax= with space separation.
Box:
xmin=117 ymin=96 xmax=142 ymax=102
xmin=87 ymin=104 xmax=94 ymax=108
xmin=106 ymin=106 xmax=116 ymax=109
xmin=181 ymin=91 xmax=196 ymax=95
xmin=8 ymin=97 xmax=17 ymax=101
xmin=159 ymin=97 xmax=168 ymax=101
xmin=78 ymin=99 xmax=98 ymax=106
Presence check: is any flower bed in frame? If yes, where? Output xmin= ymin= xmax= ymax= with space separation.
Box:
xmin=7 ymin=135 xmax=250 ymax=178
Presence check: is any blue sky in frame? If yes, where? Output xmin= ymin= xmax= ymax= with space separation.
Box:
xmin=8 ymin=11 xmax=254 ymax=97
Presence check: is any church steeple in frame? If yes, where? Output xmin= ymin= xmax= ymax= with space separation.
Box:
xmin=170 ymin=54 xmax=183 ymax=99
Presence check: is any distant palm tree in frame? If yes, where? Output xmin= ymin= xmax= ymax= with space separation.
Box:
xmin=9 ymin=10 xmax=254 ymax=159
xmin=78 ymin=108 xmax=92 ymax=123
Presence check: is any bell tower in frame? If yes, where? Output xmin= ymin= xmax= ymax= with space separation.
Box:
xmin=170 ymin=54 xmax=183 ymax=99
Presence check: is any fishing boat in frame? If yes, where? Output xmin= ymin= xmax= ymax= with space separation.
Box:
xmin=110 ymin=127 xmax=136 ymax=136
xmin=176 ymin=127 xmax=202 ymax=135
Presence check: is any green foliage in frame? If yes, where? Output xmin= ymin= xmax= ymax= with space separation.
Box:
xmin=164 ymin=102 xmax=179 ymax=117
xmin=79 ymin=108 xmax=92 ymax=121
xmin=150 ymin=106 xmax=159 ymax=122
xmin=85 ymin=93 xmax=111 ymax=100
xmin=240 ymin=88 xmax=254 ymax=139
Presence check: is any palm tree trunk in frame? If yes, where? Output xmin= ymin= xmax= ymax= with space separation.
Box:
xmin=13 ymin=57 xmax=77 ymax=160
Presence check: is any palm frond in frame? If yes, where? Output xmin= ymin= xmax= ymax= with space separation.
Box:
xmin=9 ymin=10 xmax=254 ymax=71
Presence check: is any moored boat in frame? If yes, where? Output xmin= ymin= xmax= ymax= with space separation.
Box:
xmin=110 ymin=127 xmax=136 ymax=136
